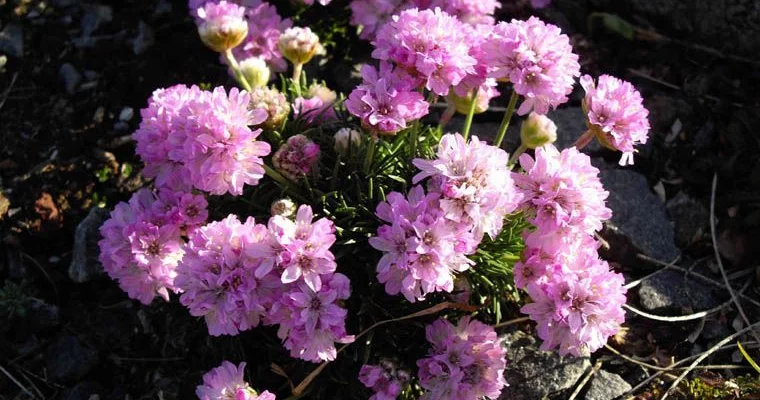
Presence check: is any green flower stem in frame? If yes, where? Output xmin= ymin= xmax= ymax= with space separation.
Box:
xmin=263 ymin=163 xmax=291 ymax=187
xmin=223 ymin=49 xmax=252 ymax=92
xmin=461 ymin=87 xmax=480 ymax=141
xmin=508 ymin=144 xmax=528 ymax=167
xmin=409 ymin=126 xmax=418 ymax=159
xmin=438 ymin=102 xmax=456 ymax=131
xmin=292 ymin=62 xmax=303 ymax=96
xmin=494 ymin=90 xmax=519 ymax=148
xmin=363 ymin=138 xmax=377 ymax=175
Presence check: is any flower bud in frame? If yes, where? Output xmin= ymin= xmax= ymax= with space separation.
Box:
xmin=273 ymin=134 xmax=321 ymax=181
xmin=309 ymin=85 xmax=337 ymax=104
xmin=197 ymin=1 xmax=249 ymax=53
xmin=239 ymin=57 xmax=271 ymax=88
xmin=333 ymin=128 xmax=362 ymax=155
xmin=520 ymin=112 xmax=557 ymax=149
xmin=249 ymin=87 xmax=289 ymax=130
xmin=278 ymin=27 xmax=322 ymax=66
xmin=450 ymin=79 xmax=500 ymax=115
xmin=270 ymin=198 xmax=297 ymax=217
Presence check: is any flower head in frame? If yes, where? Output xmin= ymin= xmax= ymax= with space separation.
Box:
xmin=372 ymin=7 xmax=476 ymax=95
xmin=278 ymin=27 xmax=322 ymax=66
xmin=196 ymin=1 xmax=248 ymax=52
xmin=349 ymin=0 xmax=408 ymax=40
xmin=249 ymin=86 xmax=289 ymax=130
xmin=520 ymin=112 xmax=558 ymax=149
xmin=417 ymin=316 xmax=507 ymax=400
xmin=272 ymin=134 xmax=321 ymax=182
xmin=333 ymin=128 xmax=363 ymax=156
xmin=483 ymin=17 xmax=580 ymax=115
xmin=580 ymin=74 xmax=650 ymax=166
xmin=239 ymin=57 xmax=271 ymax=87
xmin=345 ymin=63 xmax=429 ymax=135
xmin=360 ymin=362 xmax=409 ymax=400
xmin=196 ymin=361 xmax=276 ymax=400
xmin=293 ymin=96 xmax=337 ymax=125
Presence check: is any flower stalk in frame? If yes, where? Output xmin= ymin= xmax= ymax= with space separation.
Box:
xmin=494 ymin=90 xmax=519 ymax=148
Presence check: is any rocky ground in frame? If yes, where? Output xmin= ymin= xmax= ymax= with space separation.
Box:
xmin=2 ymin=0 xmax=760 ymax=399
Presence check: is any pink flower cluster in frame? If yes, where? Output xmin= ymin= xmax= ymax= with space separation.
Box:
xmin=349 ymin=0 xmax=499 ymax=41
xmin=414 ymin=133 xmax=522 ymax=241
xmin=369 ymin=186 xmax=475 ymax=302
xmin=371 ymin=133 xmax=521 ymax=301
xmin=346 ymin=63 xmax=429 ymax=135
xmin=175 ymin=206 xmax=353 ymax=362
xmin=483 ymin=17 xmax=580 ymax=115
xmin=417 ymin=316 xmax=507 ymax=400
xmin=580 ymin=74 xmax=650 ymax=166
xmin=190 ymin=0 xmax=292 ymax=72
xmin=372 ymin=8 xmax=476 ymax=95
xmin=272 ymin=134 xmax=321 ymax=181
xmin=513 ymin=145 xmax=625 ymax=356
xmin=293 ymin=96 xmax=337 ymax=125
xmin=98 ymin=188 xmax=208 ymax=304
xmin=197 ymin=361 xmax=275 ymax=400
xmin=359 ymin=361 xmax=410 ymax=400
xmin=133 ymin=84 xmax=271 ymax=196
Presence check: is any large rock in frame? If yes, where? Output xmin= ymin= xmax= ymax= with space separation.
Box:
xmin=501 ymin=331 xmax=590 ymax=400
xmin=45 ymin=336 xmax=99 ymax=383
xmin=666 ymin=192 xmax=708 ymax=246
xmin=594 ymin=160 xmax=680 ymax=263
xmin=638 ymin=269 xmax=721 ymax=312
xmin=585 ymin=370 xmax=632 ymax=400
xmin=69 ymin=207 xmax=109 ymax=283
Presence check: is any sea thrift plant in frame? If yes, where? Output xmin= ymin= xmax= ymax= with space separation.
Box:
xmin=372 ymin=7 xmax=476 ymax=95
xmin=197 ymin=361 xmax=276 ymax=400
xmin=101 ymin=3 xmax=646 ymax=397
xmin=417 ymin=316 xmax=507 ymax=399
xmin=483 ymin=17 xmax=580 ymax=115
xmin=578 ymin=74 xmax=651 ymax=166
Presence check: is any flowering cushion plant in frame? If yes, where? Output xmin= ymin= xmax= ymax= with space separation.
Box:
xmin=97 ymin=1 xmax=645 ymax=398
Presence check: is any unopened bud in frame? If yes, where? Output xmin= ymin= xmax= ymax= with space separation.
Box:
xmin=278 ymin=27 xmax=322 ymax=66
xmin=309 ymin=85 xmax=337 ymax=104
xmin=520 ymin=112 xmax=557 ymax=149
xmin=197 ymin=2 xmax=249 ymax=53
xmin=239 ymin=57 xmax=271 ymax=88
xmin=333 ymin=128 xmax=362 ymax=155
xmin=250 ymin=87 xmax=289 ymax=130
xmin=270 ymin=198 xmax=297 ymax=217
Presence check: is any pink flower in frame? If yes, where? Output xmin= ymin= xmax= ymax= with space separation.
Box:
xmin=413 ymin=133 xmax=522 ymax=241
xmin=195 ymin=1 xmax=249 ymax=52
xmin=349 ymin=0 xmax=409 ymax=41
xmin=580 ymin=74 xmax=650 ymax=166
xmin=98 ymin=189 xmax=207 ymax=304
xmin=196 ymin=361 xmax=276 ymax=400
xmin=369 ymin=186 xmax=476 ymax=302
xmin=519 ymin=231 xmax=626 ymax=356
xmin=272 ymin=134 xmax=321 ymax=181
xmin=428 ymin=0 xmax=500 ymax=25
xmin=483 ymin=17 xmax=580 ymax=115
xmin=417 ymin=316 xmax=507 ymax=400
xmin=512 ymin=144 xmax=611 ymax=235
xmin=372 ymin=8 xmax=476 ymax=95
xmin=176 ymin=215 xmax=277 ymax=336
xmin=346 ymin=63 xmax=429 ymax=135
xmin=359 ymin=362 xmax=409 ymax=400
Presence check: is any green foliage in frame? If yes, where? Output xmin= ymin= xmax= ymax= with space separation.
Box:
xmin=680 ymin=375 xmax=760 ymax=399
xmin=0 ymin=280 xmax=35 ymax=319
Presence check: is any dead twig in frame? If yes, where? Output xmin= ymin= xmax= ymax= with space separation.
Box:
xmin=493 ymin=316 xmax=530 ymax=329
xmin=568 ymin=360 xmax=602 ymax=400
xmin=0 ymin=72 xmax=19 ymax=113
xmin=0 ymin=364 xmax=37 ymax=399
xmin=709 ymin=173 xmax=760 ymax=345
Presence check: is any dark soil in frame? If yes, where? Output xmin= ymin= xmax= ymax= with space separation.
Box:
xmin=1 ymin=0 xmax=760 ymax=399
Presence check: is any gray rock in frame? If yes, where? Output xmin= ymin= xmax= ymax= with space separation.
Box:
xmin=0 ymin=23 xmax=24 ymax=58
xmin=666 ymin=192 xmax=708 ymax=246
xmin=59 ymin=63 xmax=82 ymax=95
xmin=500 ymin=331 xmax=590 ymax=400
xmin=638 ymin=270 xmax=720 ymax=312
xmin=585 ymin=370 xmax=632 ymax=400
xmin=595 ymin=160 xmax=680 ymax=262
xmin=131 ymin=21 xmax=154 ymax=55
xmin=80 ymin=4 xmax=113 ymax=36
xmin=45 ymin=336 xmax=99 ymax=383
xmin=69 ymin=207 xmax=110 ymax=283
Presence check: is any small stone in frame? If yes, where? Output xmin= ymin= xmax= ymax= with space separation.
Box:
xmin=80 ymin=4 xmax=113 ymax=36
xmin=0 ymin=191 xmax=9 ymax=219
xmin=113 ymin=121 xmax=130 ymax=134
xmin=0 ymin=23 xmax=24 ymax=58
xmin=585 ymin=370 xmax=632 ymax=400
xmin=500 ymin=330 xmax=591 ymax=400
xmin=131 ymin=21 xmax=155 ymax=55
xmin=638 ymin=270 xmax=721 ymax=312
xmin=45 ymin=336 xmax=99 ymax=383
xmin=69 ymin=207 xmax=110 ymax=283
xmin=59 ymin=63 xmax=82 ymax=95
xmin=666 ymin=192 xmax=708 ymax=246
xmin=595 ymin=160 xmax=680 ymax=263
xmin=118 ymin=107 xmax=134 ymax=122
